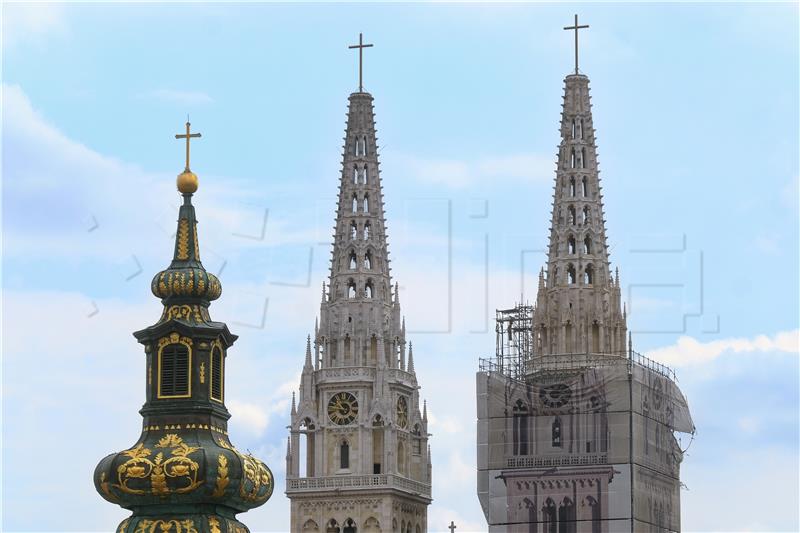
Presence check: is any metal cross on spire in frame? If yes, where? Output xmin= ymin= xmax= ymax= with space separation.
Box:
xmin=563 ymin=14 xmax=589 ymax=75
xmin=448 ymin=521 xmax=457 ymax=533
xmin=348 ymin=32 xmax=374 ymax=93
xmin=175 ymin=119 xmax=202 ymax=171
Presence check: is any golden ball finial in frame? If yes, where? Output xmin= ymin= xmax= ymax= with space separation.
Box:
xmin=177 ymin=169 xmax=198 ymax=194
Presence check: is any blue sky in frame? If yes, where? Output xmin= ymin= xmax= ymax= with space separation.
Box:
xmin=2 ymin=2 xmax=798 ymax=532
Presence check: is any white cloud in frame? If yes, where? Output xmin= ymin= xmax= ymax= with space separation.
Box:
xmin=146 ymin=89 xmax=214 ymax=105
xmin=389 ymin=151 xmax=554 ymax=189
xmin=227 ymin=399 xmax=270 ymax=436
xmin=647 ymin=329 xmax=799 ymax=368
xmin=1 ymin=3 xmax=66 ymax=47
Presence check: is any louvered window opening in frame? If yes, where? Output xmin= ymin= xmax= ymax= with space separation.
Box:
xmin=211 ymin=346 xmax=223 ymax=401
xmin=160 ymin=343 xmax=189 ymax=397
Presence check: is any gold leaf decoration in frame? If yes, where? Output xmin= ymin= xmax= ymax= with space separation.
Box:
xmin=208 ymin=517 xmax=221 ymax=533
xmin=211 ymin=454 xmax=229 ymax=498
xmin=112 ymin=435 xmax=203 ymax=496
xmin=177 ymin=219 xmax=190 ymax=260
xmin=200 ymin=362 xmax=206 ymax=384
xmin=134 ymin=520 xmax=197 ymax=533
xmin=193 ymin=223 xmax=201 ymax=261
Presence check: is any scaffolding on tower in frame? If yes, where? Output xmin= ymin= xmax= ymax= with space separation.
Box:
xmin=493 ymin=303 xmax=534 ymax=380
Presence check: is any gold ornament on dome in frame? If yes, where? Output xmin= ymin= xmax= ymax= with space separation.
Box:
xmin=134 ymin=519 xmax=197 ymax=533
xmin=112 ymin=434 xmax=202 ymax=496
xmin=211 ymin=454 xmax=229 ymax=498
xmin=217 ymin=437 xmax=274 ymax=503
xmin=177 ymin=219 xmax=190 ymax=260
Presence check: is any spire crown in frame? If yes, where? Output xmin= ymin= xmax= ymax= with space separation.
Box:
xmin=150 ymin=122 xmax=221 ymax=306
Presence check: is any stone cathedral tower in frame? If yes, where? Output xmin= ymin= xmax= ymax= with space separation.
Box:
xmin=286 ymin=37 xmax=432 ymax=533
xmin=477 ymin=18 xmax=694 ymax=533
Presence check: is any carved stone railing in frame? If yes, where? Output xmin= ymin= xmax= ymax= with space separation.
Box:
xmin=506 ymin=452 xmax=608 ymax=469
xmin=479 ymin=350 xmax=676 ymax=382
xmin=286 ymin=473 xmax=431 ymax=497
xmin=315 ymin=366 xmax=376 ymax=383
xmin=314 ymin=366 xmax=417 ymax=386
xmin=385 ymin=368 xmax=416 ymax=386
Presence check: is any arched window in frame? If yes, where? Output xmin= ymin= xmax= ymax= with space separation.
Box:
xmin=582 ymin=206 xmax=590 ymax=224
xmin=584 ymin=264 xmax=594 ymax=285
xmin=570 ymin=149 xmax=576 ymax=169
xmin=558 ymin=497 xmax=576 ymax=533
xmin=397 ymin=441 xmax=406 ymax=475
xmin=159 ymin=342 xmax=190 ymax=398
xmin=352 ymin=166 xmax=358 ymax=184
xmin=365 ymin=281 xmax=374 ymax=299
xmin=363 ymin=166 xmax=369 ymax=185
xmin=571 ymin=119 xmax=576 ymax=139
xmin=552 ymin=266 xmax=559 ymax=287
xmin=587 ymin=496 xmax=601 ymax=533
xmin=340 ymin=440 xmax=350 ymax=469
xmin=552 ymin=417 xmax=562 ymax=447
xmin=363 ymin=194 xmax=369 ymax=213
xmin=542 ymin=499 xmax=557 ymax=533
xmin=584 ymin=236 xmax=592 ymax=254
xmin=327 ymin=519 xmax=340 ymax=533
xmin=582 ymin=176 xmax=588 ymax=197
xmin=363 ymin=222 xmax=371 ymax=240
xmin=567 ymin=235 xmax=576 ymax=255
xmin=581 ymin=148 xmax=587 ymax=169
xmin=523 ymin=498 xmax=537 ymax=533
xmin=569 ymin=176 xmax=576 ymax=197
xmin=343 ymin=518 xmax=357 ymax=533
xmin=567 ymin=264 xmax=576 ymax=285
xmin=568 ymin=206 xmax=576 ymax=225
xmin=303 ymin=520 xmax=320 ymax=532
xmin=350 ymin=221 xmax=357 ymax=240
xmin=352 ymin=194 xmax=358 ymax=213
xmin=210 ymin=344 xmax=223 ymax=402
xmin=349 ymin=251 xmax=357 ymax=270
xmin=512 ymin=399 xmax=529 ymax=456
xmin=412 ymin=424 xmax=422 ymax=455
xmin=364 ymin=251 xmax=372 ymax=270
xmin=347 ymin=280 xmax=356 ymax=299
xmin=578 ymin=118 xmax=584 ymax=140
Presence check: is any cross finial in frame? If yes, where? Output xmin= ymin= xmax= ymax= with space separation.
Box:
xmin=175 ymin=120 xmax=202 ymax=171
xmin=563 ymin=14 xmax=589 ymax=75
xmin=348 ymin=33 xmax=374 ymax=93
xmin=448 ymin=521 xmax=457 ymax=533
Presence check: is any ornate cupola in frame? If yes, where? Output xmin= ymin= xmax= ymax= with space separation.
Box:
xmin=94 ymin=121 xmax=273 ymax=533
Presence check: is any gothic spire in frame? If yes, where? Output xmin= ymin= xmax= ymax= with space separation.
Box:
xmin=407 ymin=342 xmax=415 ymax=374
xmin=304 ymin=335 xmax=313 ymax=369
xmin=532 ymin=38 xmax=627 ymax=356
xmin=315 ymin=79 xmax=404 ymax=364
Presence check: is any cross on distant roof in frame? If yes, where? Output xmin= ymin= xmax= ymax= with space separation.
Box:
xmin=175 ymin=119 xmax=201 ymax=171
xmin=348 ymin=32 xmax=374 ymax=93
xmin=563 ymin=14 xmax=589 ymax=75
xmin=448 ymin=521 xmax=457 ymax=533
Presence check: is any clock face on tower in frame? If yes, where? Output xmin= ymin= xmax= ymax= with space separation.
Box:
xmin=328 ymin=392 xmax=359 ymax=425
xmin=539 ymin=383 xmax=572 ymax=408
xmin=396 ymin=396 xmax=408 ymax=428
